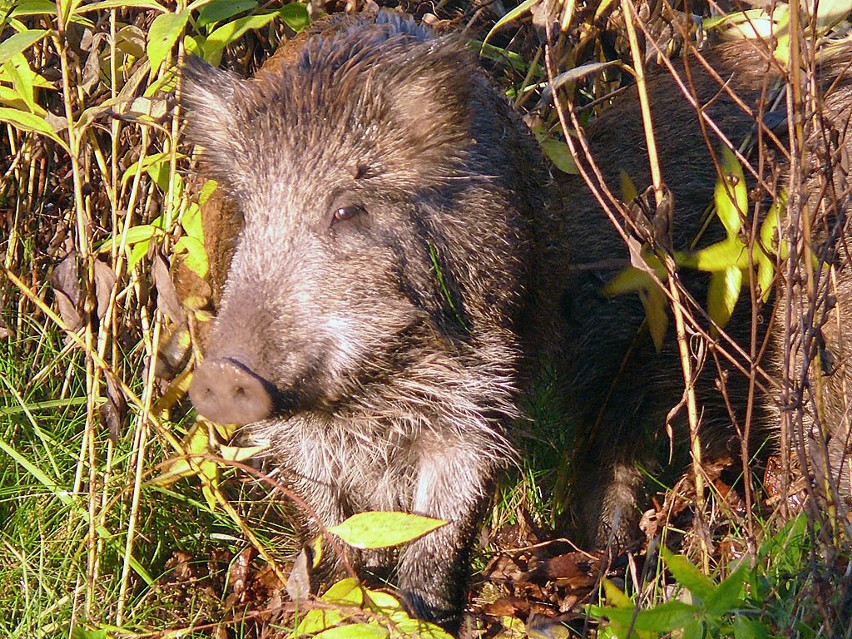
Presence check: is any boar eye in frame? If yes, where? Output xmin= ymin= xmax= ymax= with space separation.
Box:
xmin=332 ymin=205 xmax=365 ymax=225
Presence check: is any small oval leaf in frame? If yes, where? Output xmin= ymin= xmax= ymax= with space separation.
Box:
xmin=708 ymin=265 xmax=743 ymax=329
xmin=328 ymin=512 xmax=447 ymax=549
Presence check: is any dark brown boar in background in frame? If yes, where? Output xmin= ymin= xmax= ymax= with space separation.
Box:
xmin=554 ymin=40 xmax=852 ymax=545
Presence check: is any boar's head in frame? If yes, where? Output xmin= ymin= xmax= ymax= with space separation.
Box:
xmin=181 ymin=13 xmax=534 ymax=425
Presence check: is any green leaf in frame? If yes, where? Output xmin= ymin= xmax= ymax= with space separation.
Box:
xmin=642 ymin=284 xmax=668 ymax=352
xmin=707 ymin=265 xmax=742 ymax=328
xmin=174 ymin=235 xmax=209 ymax=279
xmin=620 ymin=171 xmax=638 ymax=204
xmin=328 ymin=512 xmax=447 ymax=549
xmin=602 ymin=578 xmax=633 ymax=608
xmin=219 ymin=443 xmax=267 ymax=462
xmin=704 ymin=563 xmax=748 ymax=617
xmin=662 ymin=548 xmax=716 ymax=601
xmin=537 ymin=134 xmax=578 ymax=174
xmin=9 ymin=1 xmax=57 ymax=17
xmin=182 ymin=202 xmax=204 ymax=240
xmin=755 ymin=252 xmax=775 ymax=302
xmin=196 ymin=0 xmax=258 ymax=28
xmin=3 ymin=56 xmax=37 ymax=114
xmin=97 ymin=224 xmax=162 ymax=253
xmin=482 ymin=0 xmax=539 ymax=48
xmin=0 ymin=29 xmax=48 ymax=65
xmin=315 ymin=624 xmax=389 ymax=639
xmin=714 ymin=146 xmax=747 ymax=238
xmin=296 ymin=608 xmax=346 ymax=635
xmin=76 ymin=0 xmax=167 ymax=12
xmin=147 ymin=9 xmax=190 ymax=75
xmin=733 ymin=615 xmax=770 ymax=639
xmin=121 ymin=151 xmax=182 ymax=185
xmin=202 ymin=11 xmax=280 ymax=64
xmin=278 ymin=2 xmax=309 ymax=31
xmin=681 ymin=619 xmax=706 ymax=639
xmin=602 ymin=267 xmax=652 ymax=296
xmin=197 ymin=178 xmax=219 ymax=206
xmin=322 ymin=578 xmax=364 ymax=604
xmin=391 ymin=619 xmax=455 ymax=638
xmin=598 ymin=600 xmax=697 ymax=632
xmin=0 ymin=106 xmax=69 ymax=152
xmin=684 ymin=238 xmax=747 ymax=272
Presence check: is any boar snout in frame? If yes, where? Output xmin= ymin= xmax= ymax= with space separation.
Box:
xmin=189 ymin=357 xmax=275 ymax=424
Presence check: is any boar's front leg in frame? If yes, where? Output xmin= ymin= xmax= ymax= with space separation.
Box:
xmin=397 ymin=440 xmax=495 ymax=633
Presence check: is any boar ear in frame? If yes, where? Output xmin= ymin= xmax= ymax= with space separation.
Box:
xmin=390 ymin=40 xmax=477 ymax=157
xmin=180 ymin=57 xmax=245 ymax=177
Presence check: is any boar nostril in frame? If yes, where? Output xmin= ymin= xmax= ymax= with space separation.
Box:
xmin=189 ymin=357 xmax=274 ymax=425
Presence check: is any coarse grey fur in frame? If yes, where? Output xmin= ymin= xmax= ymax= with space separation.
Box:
xmin=182 ymin=11 xmax=547 ymax=630
xmin=181 ymin=10 xmax=852 ymax=633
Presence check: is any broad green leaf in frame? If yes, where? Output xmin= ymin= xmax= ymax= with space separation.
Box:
xmin=182 ymin=202 xmax=203 ymax=241
xmin=147 ymin=9 xmax=190 ymax=75
xmin=296 ymin=608 xmax=345 ymax=635
xmin=714 ymin=146 xmax=747 ymax=238
xmin=315 ymin=624 xmax=388 ymax=639
xmin=0 ymin=106 xmax=69 ymax=152
xmin=77 ymin=0 xmax=166 ymax=12
xmin=174 ymin=235 xmax=209 ymax=279
xmin=197 ymin=178 xmax=219 ymax=206
xmin=328 ymin=512 xmax=447 ymax=549
xmin=278 ymin=2 xmax=310 ymax=31
xmin=756 ymin=253 xmax=775 ymax=302
xmin=97 ymin=224 xmax=162 ymax=253
xmin=597 ymin=600 xmax=697 ymax=632
xmin=681 ymin=619 xmax=706 ymax=639
xmin=0 ymin=29 xmax=48 ymax=65
xmin=392 ymin=619 xmax=455 ymax=638
xmin=363 ymin=588 xmax=403 ymax=611
xmin=3 ymin=56 xmax=37 ymax=113
xmin=814 ymin=0 xmax=852 ymax=28
xmin=128 ymin=242 xmax=149 ymax=270
xmin=759 ymin=194 xmax=786 ymax=258
xmin=662 ymin=548 xmax=716 ymax=601
xmin=147 ymin=156 xmax=181 ymax=193
xmin=9 ymin=1 xmax=57 ymax=17
xmin=733 ymin=615 xmax=770 ymax=639
xmin=704 ymin=563 xmax=748 ymax=617
xmin=121 ymin=151 xmax=181 ymax=185
xmin=708 ymin=265 xmax=742 ymax=328
xmin=683 ymin=238 xmax=747 ymax=272
xmin=642 ymin=284 xmax=668 ymax=352
xmin=219 ymin=443 xmax=268 ymax=462
xmin=620 ymin=171 xmax=638 ymax=204
xmin=537 ymin=134 xmax=578 ymax=174
xmin=482 ymin=0 xmax=538 ymax=49
xmin=208 ymin=421 xmax=237 ymax=441
xmin=602 ymin=267 xmax=650 ymax=296
xmin=203 ymin=11 xmax=281 ymax=64
xmin=602 ymin=578 xmax=633 ymax=608
xmin=322 ymin=578 xmax=364 ymax=604
xmin=197 ymin=0 xmax=258 ymax=28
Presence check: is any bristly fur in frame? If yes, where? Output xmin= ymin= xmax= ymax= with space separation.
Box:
xmin=182 ymin=11 xmax=548 ymax=632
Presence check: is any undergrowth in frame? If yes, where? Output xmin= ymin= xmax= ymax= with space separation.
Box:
xmin=1 ymin=0 xmax=850 ymax=637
